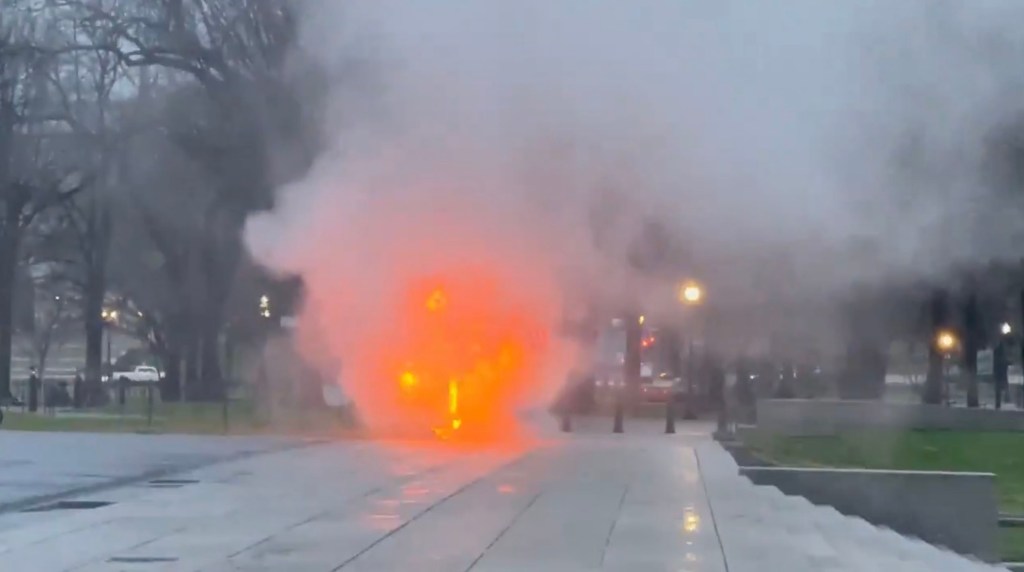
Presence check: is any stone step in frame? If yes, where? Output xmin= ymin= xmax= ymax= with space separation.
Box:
xmin=741 ymin=482 xmax=1004 ymax=570
xmin=697 ymin=443 xmax=1005 ymax=571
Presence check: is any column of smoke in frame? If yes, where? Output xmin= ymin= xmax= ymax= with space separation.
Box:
xmin=245 ymin=1 xmax=1024 ymax=437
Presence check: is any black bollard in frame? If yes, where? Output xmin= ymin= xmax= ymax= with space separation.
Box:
xmin=613 ymin=397 xmax=624 ymax=433
xmin=665 ymin=399 xmax=675 ymax=434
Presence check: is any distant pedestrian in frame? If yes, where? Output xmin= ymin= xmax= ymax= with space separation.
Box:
xmin=27 ymin=367 xmax=39 ymax=412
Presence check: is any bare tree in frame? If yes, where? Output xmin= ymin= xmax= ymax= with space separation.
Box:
xmin=0 ymin=3 xmax=83 ymax=398
xmin=77 ymin=0 xmax=309 ymax=400
xmin=42 ymin=5 xmax=148 ymax=404
xmin=26 ymin=279 xmax=72 ymax=387
xmin=108 ymin=133 xmax=200 ymax=401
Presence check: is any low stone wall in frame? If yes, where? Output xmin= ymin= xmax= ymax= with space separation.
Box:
xmin=757 ymin=398 xmax=1024 ymax=435
xmin=740 ymin=465 xmax=999 ymax=561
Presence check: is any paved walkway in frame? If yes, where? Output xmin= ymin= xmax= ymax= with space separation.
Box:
xmin=0 ymin=432 xmax=298 ymax=512
xmin=0 ymin=420 xmax=1006 ymax=571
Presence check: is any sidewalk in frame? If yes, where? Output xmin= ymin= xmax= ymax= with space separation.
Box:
xmin=0 ymin=431 xmax=297 ymax=513
xmin=0 ymin=419 xmax=1006 ymax=571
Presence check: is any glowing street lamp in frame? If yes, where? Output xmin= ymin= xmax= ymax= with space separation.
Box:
xmin=100 ymin=308 xmax=119 ymax=402
xmin=259 ymin=294 xmax=271 ymax=319
xmin=678 ymin=281 xmax=703 ymax=306
xmin=997 ymin=322 xmax=1014 ymax=409
xmin=672 ymin=279 xmax=705 ymax=428
xmin=936 ymin=330 xmax=958 ymax=353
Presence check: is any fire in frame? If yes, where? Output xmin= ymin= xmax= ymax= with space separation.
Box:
xmin=426 ymin=288 xmax=447 ymax=312
xmin=448 ymin=379 xmax=459 ymax=416
xmin=399 ymin=371 xmax=418 ymax=390
xmin=346 ymin=273 xmax=550 ymax=442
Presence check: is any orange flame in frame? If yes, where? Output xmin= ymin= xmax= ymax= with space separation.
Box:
xmin=347 ymin=273 xmax=550 ymax=442
xmin=426 ymin=288 xmax=447 ymax=312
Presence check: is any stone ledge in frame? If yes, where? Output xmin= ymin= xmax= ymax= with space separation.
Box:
xmin=740 ymin=465 xmax=999 ymax=561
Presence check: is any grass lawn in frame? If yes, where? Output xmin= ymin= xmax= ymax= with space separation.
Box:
xmin=745 ymin=430 xmax=1024 ymax=513
xmin=745 ymin=430 xmax=1024 ymax=560
xmin=1002 ymin=528 xmax=1024 ymax=562
xmin=1 ymin=399 xmax=358 ymax=437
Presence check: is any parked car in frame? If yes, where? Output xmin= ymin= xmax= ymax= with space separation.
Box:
xmin=640 ymin=377 xmax=678 ymax=402
xmin=110 ymin=365 xmax=161 ymax=384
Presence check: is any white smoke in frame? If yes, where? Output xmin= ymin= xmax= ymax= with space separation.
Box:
xmin=245 ymin=0 xmax=1024 ymax=408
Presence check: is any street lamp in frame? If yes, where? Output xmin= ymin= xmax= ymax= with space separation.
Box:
xmin=678 ymin=281 xmax=703 ymax=306
xmin=101 ymin=308 xmax=120 ymax=404
xmin=674 ymin=280 xmax=706 ymax=426
xmin=996 ymin=322 xmax=1014 ymax=409
xmin=936 ymin=329 xmax=958 ymax=353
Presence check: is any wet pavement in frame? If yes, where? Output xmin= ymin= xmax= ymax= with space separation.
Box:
xmin=0 ymin=431 xmax=298 ymax=512
xmin=0 ymin=420 xmax=1005 ymax=571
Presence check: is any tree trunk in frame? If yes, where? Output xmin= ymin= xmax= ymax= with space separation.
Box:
xmin=82 ymin=199 xmax=112 ymax=407
xmin=838 ymin=297 xmax=888 ymax=400
xmin=838 ymin=341 xmax=887 ymax=399
xmin=995 ymin=341 xmax=1008 ymax=410
xmin=192 ymin=219 xmax=234 ymax=402
xmin=83 ymin=277 xmax=104 ymax=405
xmin=183 ymin=336 xmax=200 ymax=401
xmin=0 ymin=231 xmax=17 ymax=400
xmin=922 ymin=291 xmax=947 ymax=405
xmin=925 ymin=343 xmax=944 ymax=404
xmin=964 ymin=293 xmax=980 ymax=408
xmin=37 ymin=346 xmax=49 ymax=400
xmin=156 ymin=314 xmax=185 ymax=402
xmin=199 ymin=321 xmax=223 ymax=401
xmin=159 ymin=347 xmax=182 ymax=402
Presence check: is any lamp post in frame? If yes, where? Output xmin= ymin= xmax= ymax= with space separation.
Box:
xmin=963 ymin=293 xmax=980 ymax=408
xmin=615 ymin=313 xmax=642 ymax=434
xmin=935 ymin=328 xmax=958 ymax=406
xmin=996 ymin=322 xmax=1012 ymax=409
xmin=923 ymin=291 xmax=949 ymax=404
xmin=676 ymin=281 xmax=704 ymax=425
xmin=249 ymin=293 xmax=274 ymax=431
xmin=101 ymin=309 xmax=119 ymax=405
xmin=1019 ymin=289 xmax=1024 ymax=408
